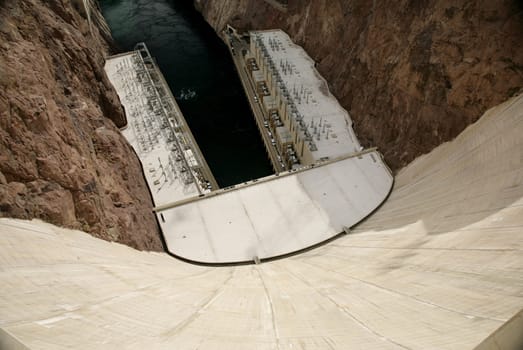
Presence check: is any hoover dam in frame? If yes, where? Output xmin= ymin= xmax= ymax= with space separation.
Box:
xmin=1 ymin=94 xmax=522 ymax=348
xmin=1 ymin=0 xmax=522 ymax=349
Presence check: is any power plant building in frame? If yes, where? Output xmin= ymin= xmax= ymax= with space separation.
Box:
xmin=248 ymin=30 xmax=361 ymax=167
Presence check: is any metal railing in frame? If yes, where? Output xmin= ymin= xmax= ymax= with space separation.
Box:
xmin=83 ymin=0 xmax=112 ymax=38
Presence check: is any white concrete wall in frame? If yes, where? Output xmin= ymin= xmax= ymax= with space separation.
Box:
xmin=0 ymin=95 xmax=522 ymax=349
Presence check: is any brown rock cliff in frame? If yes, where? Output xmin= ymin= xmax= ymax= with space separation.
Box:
xmin=0 ymin=0 xmax=163 ymax=250
xmin=197 ymin=0 xmax=523 ymax=170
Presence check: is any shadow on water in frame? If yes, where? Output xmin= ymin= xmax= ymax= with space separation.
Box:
xmin=100 ymin=0 xmax=273 ymax=187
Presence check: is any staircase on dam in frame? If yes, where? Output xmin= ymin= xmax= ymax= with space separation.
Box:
xmin=0 ymin=93 xmax=522 ymax=349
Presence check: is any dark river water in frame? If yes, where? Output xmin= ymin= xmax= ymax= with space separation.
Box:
xmin=100 ymin=0 xmax=273 ymax=187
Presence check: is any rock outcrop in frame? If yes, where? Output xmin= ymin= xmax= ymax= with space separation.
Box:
xmin=0 ymin=0 xmax=163 ymax=251
xmin=197 ymin=0 xmax=523 ymax=170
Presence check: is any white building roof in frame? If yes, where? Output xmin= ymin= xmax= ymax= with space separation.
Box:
xmin=104 ymin=53 xmax=210 ymax=206
xmin=1 ymin=94 xmax=522 ymax=349
xmin=252 ymin=30 xmax=361 ymax=160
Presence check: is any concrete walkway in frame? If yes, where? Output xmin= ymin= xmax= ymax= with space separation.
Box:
xmin=0 ymin=95 xmax=522 ymax=349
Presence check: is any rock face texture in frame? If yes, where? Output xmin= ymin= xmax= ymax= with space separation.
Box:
xmin=197 ymin=0 xmax=523 ymax=170
xmin=0 ymin=0 xmax=163 ymax=251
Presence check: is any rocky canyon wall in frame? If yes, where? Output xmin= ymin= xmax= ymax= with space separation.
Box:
xmin=197 ymin=0 xmax=523 ymax=170
xmin=0 ymin=0 xmax=163 ymax=250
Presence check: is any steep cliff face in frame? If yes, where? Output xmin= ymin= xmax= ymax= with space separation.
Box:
xmin=197 ymin=0 xmax=523 ymax=170
xmin=0 ymin=0 xmax=163 ymax=250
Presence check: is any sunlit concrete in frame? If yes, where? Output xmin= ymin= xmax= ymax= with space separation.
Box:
xmin=1 ymin=95 xmax=522 ymax=349
xmin=474 ymin=309 xmax=523 ymax=350
xmin=160 ymin=150 xmax=393 ymax=263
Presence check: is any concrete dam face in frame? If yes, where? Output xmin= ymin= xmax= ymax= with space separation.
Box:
xmin=1 ymin=0 xmax=522 ymax=348
xmin=1 ymin=95 xmax=522 ymax=349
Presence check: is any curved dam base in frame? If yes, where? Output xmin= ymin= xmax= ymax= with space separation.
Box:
xmin=0 ymin=95 xmax=522 ymax=349
xmin=160 ymin=149 xmax=393 ymax=264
